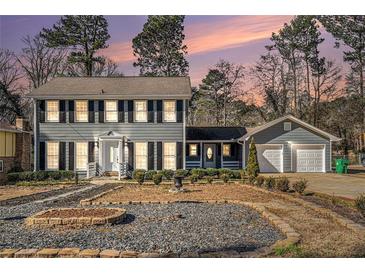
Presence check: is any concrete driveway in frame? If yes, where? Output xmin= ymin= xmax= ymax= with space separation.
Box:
xmin=262 ymin=167 xmax=365 ymax=199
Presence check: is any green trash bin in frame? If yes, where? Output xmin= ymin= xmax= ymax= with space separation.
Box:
xmin=336 ymin=158 xmax=349 ymax=174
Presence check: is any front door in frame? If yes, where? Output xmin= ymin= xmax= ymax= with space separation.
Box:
xmin=204 ymin=144 xmax=216 ymax=168
xmin=104 ymin=141 xmax=119 ymax=172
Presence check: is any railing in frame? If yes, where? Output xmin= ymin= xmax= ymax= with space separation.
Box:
xmin=119 ymin=162 xmax=131 ymax=180
xmin=86 ymin=162 xmax=96 ymax=179
xmin=222 ymin=161 xmax=241 ymax=169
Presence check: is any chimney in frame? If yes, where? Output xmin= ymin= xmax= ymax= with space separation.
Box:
xmin=16 ymin=117 xmax=30 ymax=131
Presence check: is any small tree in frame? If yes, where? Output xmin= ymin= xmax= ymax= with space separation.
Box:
xmin=247 ymin=138 xmax=260 ymax=178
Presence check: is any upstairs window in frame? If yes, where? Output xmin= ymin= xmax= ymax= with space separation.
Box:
xmin=135 ymin=100 xmax=147 ymax=122
xmin=163 ymin=142 xmax=176 ymax=170
xmin=75 ymin=100 xmax=88 ymax=122
xmin=46 ymin=100 xmax=59 ymax=122
xmin=105 ymin=100 xmax=118 ymax=122
xmin=163 ymin=100 xmax=176 ymax=122
xmin=223 ymin=144 xmax=231 ymax=157
xmin=46 ymin=142 xmax=59 ymax=169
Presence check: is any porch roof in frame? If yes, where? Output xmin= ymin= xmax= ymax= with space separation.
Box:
xmin=186 ymin=127 xmax=246 ymax=141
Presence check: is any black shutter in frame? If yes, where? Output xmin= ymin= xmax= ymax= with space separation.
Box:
xmin=118 ymin=100 xmax=125 ymax=123
xmin=68 ymin=100 xmax=74 ymax=123
xmin=88 ymin=100 xmax=95 ymax=123
xmin=176 ymin=100 xmax=183 ymax=123
xmin=147 ymin=100 xmax=154 ymax=123
xmin=176 ymin=142 xmax=183 ymax=169
xmin=68 ymin=142 xmax=74 ymax=171
xmin=128 ymin=100 xmax=134 ymax=123
xmin=148 ymin=142 xmax=154 ymax=170
xmin=59 ymin=142 xmax=66 ymax=170
xmin=88 ymin=142 xmax=95 ymax=162
xmin=197 ymin=143 xmax=201 ymax=157
xmin=156 ymin=100 xmax=163 ymax=123
xmin=157 ymin=142 xmax=162 ymax=170
xmin=98 ymin=100 xmax=104 ymax=123
xmin=59 ymin=100 xmax=66 ymax=123
xmin=128 ymin=142 xmax=134 ymax=171
xmin=39 ymin=100 xmax=45 ymax=123
xmin=39 ymin=141 xmax=45 ymax=170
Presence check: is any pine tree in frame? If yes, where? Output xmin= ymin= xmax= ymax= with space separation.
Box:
xmin=246 ymin=138 xmax=260 ymax=178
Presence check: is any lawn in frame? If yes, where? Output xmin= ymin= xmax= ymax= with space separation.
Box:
xmin=0 ymin=185 xmax=65 ymax=202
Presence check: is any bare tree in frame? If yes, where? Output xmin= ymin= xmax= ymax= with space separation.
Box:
xmin=93 ymin=57 xmax=123 ymax=76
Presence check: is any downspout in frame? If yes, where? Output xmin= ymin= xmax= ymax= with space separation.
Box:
xmin=33 ymin=99 xmax=38 ymax=171
xmin=182 ymin=99 xmax=186 ymax=169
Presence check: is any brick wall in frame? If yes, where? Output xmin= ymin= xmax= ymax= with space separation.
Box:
xmin=0 ymin=157 xmax=16 ymax=184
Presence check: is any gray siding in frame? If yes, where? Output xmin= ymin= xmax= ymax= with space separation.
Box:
xmin=244 ymin=119 xmax=331 ymax=172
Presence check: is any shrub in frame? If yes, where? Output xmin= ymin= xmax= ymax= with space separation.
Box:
xmin=205 ymin=176 xmax=214 ymax=184
xmin=292 ymin=179 xmax=308 ymax=194
xmin=132 ymin=169 xmax=146 ymax=180
xmin=144 ymin=170 xmax=157 ymax=180
xmin=239 ymin=169 xmax=246 ymax=179
xmin=218 ymin=168 xmax=233 ymax=177
xmin=152 ymin=173 xmax=163 ymax=185
xmin=255 ymin=175 xmax=265 ymax=187
xmin=246 ymin=138 xmax=260 ymax=178
xmin=355 ymin=194 xmax=365 ymax=217
xmin=191 ymin=168 xmax=206 ymax=179
xmin=6 ymin=170 xmax=74 ymax=183
xmin=205 ymin=168 xmax=218 ymax=177
xmin=134 ymin=171 xmax=145 ymax=184
xmin=174 ymin=169 xmax=189 ymax=178
xmin=220 ymin=173 xmax=230 ymax=183
xmin=264 ymin=176 xmax=275 ymax=190
xmin=189 ymin=174 xmax=199 ymax=184
xmin=275 ymin=176 xmax=290 ymax=192
xmin=231 ymin=170 xmax=241 ymax=179
xmin=161 ymin=169 xmax=174 ymax=180
xmin=248 ymin=175 xmax=256 ymax=185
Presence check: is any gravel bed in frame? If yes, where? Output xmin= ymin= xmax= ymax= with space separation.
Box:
xmin=0 ymin=196 xmax=284 ymax=254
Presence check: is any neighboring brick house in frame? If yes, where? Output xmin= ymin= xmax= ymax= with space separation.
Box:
xmin=0 ymin=118 xmax=32 ymax=183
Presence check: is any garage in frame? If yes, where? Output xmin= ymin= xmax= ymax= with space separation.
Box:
xmin=256 ymin=145 xmax=283 ymax=173
xmin=295 ymin=145 xmax=325 ymax=172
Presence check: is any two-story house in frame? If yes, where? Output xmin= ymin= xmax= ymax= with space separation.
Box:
xmin=29 ymin=76 xmax=340 ymax=178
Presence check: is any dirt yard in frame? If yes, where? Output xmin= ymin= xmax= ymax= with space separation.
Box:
xmin=94 ymin=183 xmax=365 ymax=257
xmin=0 ymin=185 xmax=66 ymax=201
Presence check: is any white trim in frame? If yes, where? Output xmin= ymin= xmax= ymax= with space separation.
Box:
xmin=162 ymin=141 xmax=177 ymax=170
xmin=75 ymin=100 xmax=89 ymax=123
xmin=291 ymin=144 xmax=326 ymax=173
xmin=134 ymin=100 xmax=148 ymax=123
xmin=75 ymin=142 xmax=88 ymax=171
xmin=256 ymin=144 xmax=283 ymax=173
xmin=33 ymin=99 xmax=38 ymax=171
xmin=45 ymin=141 xmax=59 ymax=170
xmin=182 ymin=100 xmax=186 ymax=169
xmin=134 ymin=141 xmax=148 ymax=170
xmin=329 ymin=141 xmax=332 ymax=171
xmin=45 ymin=100 xmax=60 ymax=123
xmin=104 ymin=100 xmax=118 ymax=123
xmin=163 ymin=99 xmax=177 ymax=123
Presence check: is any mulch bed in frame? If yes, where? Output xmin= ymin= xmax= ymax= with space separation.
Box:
xmin=36 ymin=208 xmax=120 ymax=219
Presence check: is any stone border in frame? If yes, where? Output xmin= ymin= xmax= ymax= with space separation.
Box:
xmin=1 ymin=200 xmax=300 ymax=258
xmin=241 ymin=184 xmax=365 ymax=234
xmin=25 ymin=207 xmax=126 ymax=228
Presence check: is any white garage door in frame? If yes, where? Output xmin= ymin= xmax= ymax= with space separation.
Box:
xmin=256 ymin=145 xmax=283 ymax=173
xmin=296 ymin=147 xmax=324 ymax=172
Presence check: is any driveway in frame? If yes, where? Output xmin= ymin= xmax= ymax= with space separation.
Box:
xmin=262 ymin=169 xmax=365 ymax=199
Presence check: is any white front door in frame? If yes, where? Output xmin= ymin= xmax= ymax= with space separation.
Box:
xmin=296 ymin=147 xmax=324 ymax=172
xmin=256 ymin=145 xmax=283 ymax=173
xmin=104 ymin=141 xmax=119 ymax=172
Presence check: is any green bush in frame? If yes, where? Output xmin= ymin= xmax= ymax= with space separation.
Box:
xmin=144 ymin=170 xmax=157 ymax=180
xmin=248 ymin=175 xmax=256 ymax=185
xmin=220 ymin=173 xmax=230 ymax=183
xmin=355 ymin=194 xmax=365 ymax=217
xmin=191 ymin=168 xmax=206 ymax=179
xmin=161 ymin=169 xmax=174 ymax=180
xmin=152 ymin=173 xmax=163 ymax=185
xmin=292 ymin=179 xmax=308 ymax=194
xmin=246 ymin=138 xmax=259 ymax=178
xmin=189 ymin=174 xmax=199 ymax=184
xmin=231 ymin=170 xmax=241 ymax=179
xmin=239 ymin=169 xmax=246 ymax=179
xmin=264 ymin=176 xmax=275 ymax=190
xmin=6 ymin=170 xmax=74 ymax=183
xmin=275 ymin=176 xmax=290 ymax=192
xmin=132 ymin=169 xmax=146 ymax=180
xmin=218 ymin=168 xmax=233 ymax=177
xmin=255 ymin=175 xmax=265 ymax=187
xmin=205 ymin=168 xmax=218 ymax=177
xmin=205 ymin=175 xmax=214 ymax=184
xmin=134 ymin=171 xmax=145 ymax=184
xmin=174 ymin=169 xmax=189 ymax=178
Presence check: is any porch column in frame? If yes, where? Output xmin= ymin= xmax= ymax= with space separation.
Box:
xmin=98 ymin=140 xmax=103 ymax=174
xmin=200 ymin=141 xmax=203 ymax=168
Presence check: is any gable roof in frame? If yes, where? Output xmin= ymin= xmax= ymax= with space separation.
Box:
xmin=186 ymin=127 xmax=247 ymax=141
xmin=0 ymin=121 xmax=30 ymax=134
xmin=240 ymin=115 xmax=341 ymax=142
xmin=27 ymin=76 xmax=192 ymax=99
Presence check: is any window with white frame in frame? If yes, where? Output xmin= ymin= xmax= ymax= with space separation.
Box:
xmin=0 ymin=160 xmax=3 ymax=173
xmin=163 ymin=100 xmax=176 ymax=122
xmin=284 ymin=122 xmax=292 ymax=131
xmin=105 ymin=100 xmax=118 ymax=122
xmin=135 ymin=142 xmax=147 ymax=170
xmin=134 ymin=100 xmax=147 ymax=122
xmin=164 ymin=142 xmax=176 ymax=170
xmin=76 ymin=142 xmax=88 ymax=170
xmin=223 ymin=144 xmax=231 ymax=157
xmin=189 ymin=144 xmax=197 ymax=156
xmin=75 ymin=100 xmax=88 ymax=122
xmin=47 ymin=142 xmax=59 ymax=169
xmin=46 ymin=100 xmax=59 ymax=122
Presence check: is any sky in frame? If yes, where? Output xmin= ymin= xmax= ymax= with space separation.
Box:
xmin=0 ymin=15 xmax=346 ymax=91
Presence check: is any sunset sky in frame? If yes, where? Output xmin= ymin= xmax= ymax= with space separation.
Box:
xmin=0 ymin=15 xmax=346 ymax=90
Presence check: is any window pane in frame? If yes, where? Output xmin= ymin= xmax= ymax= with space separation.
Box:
xmin=189 ymin=144 xmax=197 ymax=156
xmin=164 ymin=101 xmax=176 ymax=122
xmin=76 ymin=142 xmax=88 ymax=170
xmin=135 ymin=142 xmax=147 ymax=170
xmin=105 ymin=100 xmax=118 ymax=122
xmin=47 ymin=142 xmax=59 ymax=169
xmin=135 ymin=101 xmax=147 ymax=122
xmin=46 ymin=101 xmax=59 ymax=122
xmin=163 ymin=142 xmax=176 ymax=170
xmin=76 ymin=101 xmax=88 ymax=122
xmin=223 ymin=144 xmax=231 ymax=156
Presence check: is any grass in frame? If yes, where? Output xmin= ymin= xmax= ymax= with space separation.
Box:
xmin=274 ymin=244 xmax=303 ymax=257
xmin=15 ymin=180 xmax=88 ymax=187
